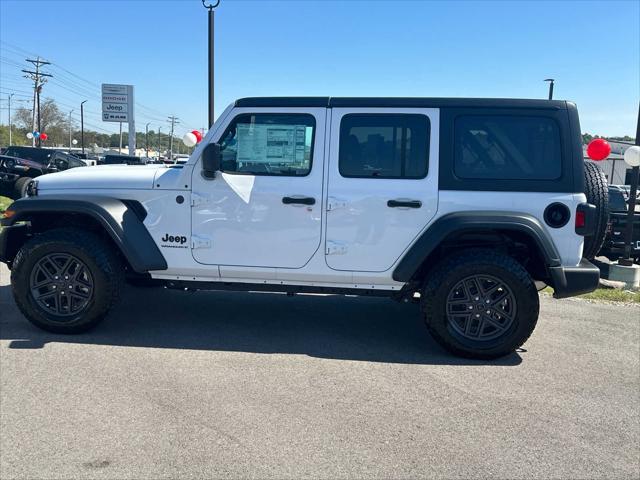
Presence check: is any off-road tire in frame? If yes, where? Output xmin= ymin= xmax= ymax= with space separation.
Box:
xmin=421 ymin=249 xmax=539 ymax=359
xmin=13 ymin=177 xmax=32 ymax=199
xmin=11 ymin=228 xmax=124 ymax=333
xmin=583 ymin=161 xmax=609 ymax=260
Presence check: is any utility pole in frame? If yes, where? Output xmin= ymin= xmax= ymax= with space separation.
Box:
xmin=7 ymin=93 xmax=14 ymax=146
xmin=167 ymin=115 xmax=179 ymax=160
xmin=544 ymin=78 xmax=555 ymax=100
xmin=22 ymin=57 xmax=52 ymax=147
xmin=145 ymin=122 xmax=150 ymax=158
xmin=68 ymin=109 xmax=74 ymax=151
xmin=80 ymin=100 xmax=87 ymax=154
xmin=158 ymin=126 xmax=162 ymax=159
xmin=619 ymin=104 xmax=640 ymax=267
xmin=202 ymin=0 xmax=220 ymax=128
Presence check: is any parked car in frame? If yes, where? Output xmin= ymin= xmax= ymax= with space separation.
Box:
xmin=102 ymin=154 xmax=146 ymax=165
xmin=0 ymin=146 xmax=87 ymax=199
xmin=0 ymin=97 xmax=606 ymax=359
xmin=599 ymin=185 xmax=640 ymax=261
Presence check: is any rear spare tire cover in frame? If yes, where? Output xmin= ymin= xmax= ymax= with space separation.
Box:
xmin=583 ymin=161 xmax=609 ymax=260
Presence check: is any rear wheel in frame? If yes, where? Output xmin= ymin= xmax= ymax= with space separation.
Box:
xmin=583 ymin=162 xmax=609 ymax=260
xmin=11 ymin=228 xmax=124 ymax=333
xmin=421 ymin=250 xmax=539 ymax=359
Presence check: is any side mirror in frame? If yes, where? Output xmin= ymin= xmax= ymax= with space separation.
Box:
xmin=202 ymin=143 xmax=221 ymax=179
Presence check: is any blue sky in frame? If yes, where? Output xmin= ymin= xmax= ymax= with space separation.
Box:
xmin=1 ymin=0 xmax=638 ymax=137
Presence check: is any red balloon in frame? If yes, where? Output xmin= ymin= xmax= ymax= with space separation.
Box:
xmin=587 ymin=138 xmax=610 ymax=161
xmin=191 ymin=130 xmax=203 ymax=143
xmin=40 ymin=133 xmax=48 ymax=141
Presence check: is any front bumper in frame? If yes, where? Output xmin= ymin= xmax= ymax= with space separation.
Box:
xmin=549 ymin=258 xmax=600 ymax=299
xmin=0 ymin=223 xmax=29 ymax=265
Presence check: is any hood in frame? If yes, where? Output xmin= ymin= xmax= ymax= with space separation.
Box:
xmin=36 ymin=164 xmax=165 ymax=191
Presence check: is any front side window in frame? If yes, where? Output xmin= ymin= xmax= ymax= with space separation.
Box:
xmin=339 ymin=114 xmax=430 ymax=179
xmin=218 ymin=113 xmax=315 ymax=176
xmin=454 ymin=115 xmax=562 ymax=180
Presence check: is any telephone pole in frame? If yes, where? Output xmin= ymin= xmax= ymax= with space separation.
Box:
xmin=7 ymin=93 xmax=14 ymax=146
xmin=22 ymin=57 xmax=52 ymax=147
xmin=167 ymin=115 xmax=179 ymax=160
xmin=68 ymin=109 xmax=74 ymax=151
xmin=145 ymin=122 xmax=150 ymax=158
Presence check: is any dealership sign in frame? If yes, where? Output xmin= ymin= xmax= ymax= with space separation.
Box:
xmin=102 ymin=84 xmax=134 ymax=123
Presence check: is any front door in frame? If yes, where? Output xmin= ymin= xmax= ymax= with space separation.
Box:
xmin=325 ymin=108 xmax=439 ymax=272
xmin=191 ymin=108 xmax=326 ymax=270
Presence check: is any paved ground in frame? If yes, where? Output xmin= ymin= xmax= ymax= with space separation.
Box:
xmin=1 ymin=264 xmax=639 ymax=479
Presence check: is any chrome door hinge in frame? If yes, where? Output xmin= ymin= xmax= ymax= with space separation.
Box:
xmin=327 ymin=197 xmax=347 ymax=211
xmin=191 ymin=235 xmax=212 ymax=249
xmin=326 ymin=241 xmax=348 ymax=255
xmin=191 ymin=193 xmax=209 ymax=207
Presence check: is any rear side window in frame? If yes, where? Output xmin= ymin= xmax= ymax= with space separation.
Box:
xmin=339 ymin=114 xmax=429 ymax=178
xmin=454 ymin=115 xmax=562 ymax=180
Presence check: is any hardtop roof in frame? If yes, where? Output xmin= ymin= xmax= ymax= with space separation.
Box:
xmin=234 ymin=97 xmax=569 ymax=109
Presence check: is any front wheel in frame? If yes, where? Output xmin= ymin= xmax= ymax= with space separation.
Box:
xmin=11 ymin=228 xmax=124 ymax=333
xmin=421 ymin=250 xmax=539 ymax=359
xmin=13 ymin=177 xmax=32 ymax=199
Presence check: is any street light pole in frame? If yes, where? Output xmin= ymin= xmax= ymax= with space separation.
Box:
xmin=158 ymin=126 xmax=162 ymax=159
xmin=68 ymin=109 xmax=74 ymax=151
xmin=202 ymin=0 xmax=220 ymax=128
xmin=544 ymin=78 xmax=555 ymax=100
xmin=119 ymin=122 xmax=123 ymax=154
xmin=80 ymin=100 xmax=87 ymax=154
xmin=8 ymin=93 xmax=14 ymax=146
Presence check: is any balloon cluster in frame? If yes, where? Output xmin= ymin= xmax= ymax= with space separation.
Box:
xmin=26 ymin=131 xmax=48 ymax=141
xmin=182 ymin=130 xmax=203 ymax=147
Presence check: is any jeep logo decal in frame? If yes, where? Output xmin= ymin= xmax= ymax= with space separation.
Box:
xmin=161 ymin=233 xmax=188 ymax=249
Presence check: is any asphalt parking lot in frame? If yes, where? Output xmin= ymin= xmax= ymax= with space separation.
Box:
xmin=1 ymin=263 xmax=639 ymax=480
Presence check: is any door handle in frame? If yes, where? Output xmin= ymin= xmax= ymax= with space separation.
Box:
xmin=387 ymin=199 xmax=422 ymax=209
xmin=282 ymin=196 xmax=316 ymax=206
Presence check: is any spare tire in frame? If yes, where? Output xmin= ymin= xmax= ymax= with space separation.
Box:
xmin=583 ymin=161 xmax=609 ymax=260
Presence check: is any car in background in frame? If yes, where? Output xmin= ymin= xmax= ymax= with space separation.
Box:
xmin=102 ymin=154 xmax=147 ymax=165
xmin=72 ymin=152 xmax=100 ymax=166
xmin=0 ymin=146 xmax=87 ymax=199
xmin=599 ymin=185 xmax=640 ymax=262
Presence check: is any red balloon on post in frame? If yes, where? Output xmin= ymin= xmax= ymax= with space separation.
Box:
xmin=587 ymin=138 xmax=611 ymax=161
xmin=192 ymin=130 xmax=203 ymax=143
xmin=40 ymin=133 xmax=48 ymax=141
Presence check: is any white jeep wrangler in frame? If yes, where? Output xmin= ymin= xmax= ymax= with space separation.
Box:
xmin=0 ymin=97 xmax=607 ymax=359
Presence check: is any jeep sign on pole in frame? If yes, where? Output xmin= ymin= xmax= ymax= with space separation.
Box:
xmin=102 ymin=84 xmax=136 ymax=155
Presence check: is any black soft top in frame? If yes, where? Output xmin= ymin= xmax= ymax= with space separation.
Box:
xmin=235 ymin=97 xmax=569 ymax=110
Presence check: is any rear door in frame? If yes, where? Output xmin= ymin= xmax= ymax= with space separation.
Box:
xmin=325 ymin=108 xmax=439 ymax=272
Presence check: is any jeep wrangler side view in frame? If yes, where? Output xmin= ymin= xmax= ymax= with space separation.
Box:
xmin=0 ymin=97 xmax=605 ymax=359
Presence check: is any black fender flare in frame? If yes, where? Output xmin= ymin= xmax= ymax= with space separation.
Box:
xmin=1 ymin=195 xmax=167 ymax=273
xmin=392 ymin=211 xmax=561 ymax=282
